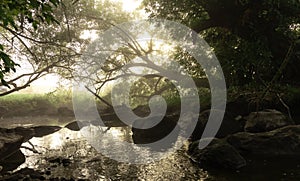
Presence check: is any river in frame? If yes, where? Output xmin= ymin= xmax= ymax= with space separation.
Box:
xmin=1 ymin=117 xmax=300 ymax=180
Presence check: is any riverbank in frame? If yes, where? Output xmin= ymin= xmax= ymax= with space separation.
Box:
xmin=1 ymin=85 xmax=300 ymax=180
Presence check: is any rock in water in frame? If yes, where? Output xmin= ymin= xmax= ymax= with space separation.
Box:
xmin=190 ymin=109 xmax=245 ymax=141
xmin=32 ymin=126 xmax=61 ymax=137
xmin=13 ymin=127 xmax=35 ymax=142
xmin=244 ymin=109 xmax=293 ymax=133
xmin=132 ymin=116 xmax=179 ymax=151
xmin=65 ymin=121 xmax=81 ymax=131
xmin=227 ymin=125 xmax=300 ymax=156
xmin=188 ymin=138 xmax=246 ymax=170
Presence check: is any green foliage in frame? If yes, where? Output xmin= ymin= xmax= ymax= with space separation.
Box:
xmin=0 ymin=0 xmax=60 ymax=87
xmin=45 ymin=88 xmax=72 ymax=107
xmin=0 ymin=0 xmax=60 ymax=31
xmin=0 ymin=0 xmax=135 ymax=96
xmin=0 ymin=94 xmax=54 ymax=117
xmin=202 ymin=28 xmax=274 ymax=85
xmin=163 ymin=87 xmax=211 ymax=108
xmin=285 ymin=85 xmax=300 ymax=107
xmin=143 ymin=0 xmax=300 ymax=86
xmin=0 ymin=51 xmax=18 ymax=87
xmin=172 ymin=47 xmax=206 ymax=78
xmin=0 ymin=91 xmax=73 ymax=117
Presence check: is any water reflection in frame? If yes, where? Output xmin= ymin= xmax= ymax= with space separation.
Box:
xmin=2 ymin=117 xmax=300 ymax=180
xmin=18 ymin=127 xmax=208 ymax=180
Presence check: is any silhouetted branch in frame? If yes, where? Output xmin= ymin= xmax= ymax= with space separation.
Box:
xmin=85 ymin=86 xmax=113 ymax=108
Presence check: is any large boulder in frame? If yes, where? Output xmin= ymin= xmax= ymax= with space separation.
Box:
xmin=188 ymin=138 xmax=246 ymax=170
xmin=190 ymin=109 xmax=245 ymax=141
xmin=227 ymin=125 xmax=300 ymax=156
xmin=244 ymin=109 xmax=293 ymax=133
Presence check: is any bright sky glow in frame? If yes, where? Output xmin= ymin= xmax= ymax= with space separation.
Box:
xmin=80 ymin=30 xmax=99 ymax=41
xmin=111 ymin=0 xmax=143 ymax=12
xmin=14 ymin=0 xmax=146 ymax=94
xmin=109 ymin=128 xmax=123 ymax=138
xmin=31 ymin=74 xmax=60 ymax=93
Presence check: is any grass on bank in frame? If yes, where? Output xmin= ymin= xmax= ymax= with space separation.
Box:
xmin=0 ymin=90 xmax=73 ymax=118
xmin=1 ymin=84 xmax=299 ymax=118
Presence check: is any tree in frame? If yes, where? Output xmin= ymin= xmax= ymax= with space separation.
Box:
xmin=0 ymin=0 xmax=60 ymax=88
xmin=73 ymin=19 xmax=214 ymax=111
xmin=0 ymin=0 xmax=133 ymax=96
xmin=143 ymin=0 xmax=300 ymax=85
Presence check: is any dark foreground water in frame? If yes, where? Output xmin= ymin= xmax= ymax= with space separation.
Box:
xmin=1 ymin=117 xmax=300 ymax=180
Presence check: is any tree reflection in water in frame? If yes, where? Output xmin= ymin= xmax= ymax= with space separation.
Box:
xmin=17 ymin=127 xmax=208 ymax=180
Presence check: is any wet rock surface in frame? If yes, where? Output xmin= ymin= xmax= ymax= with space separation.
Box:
xmin=227 ymin=125 xmax=300 ymax=157
xmin=32 ymin=126 xmax=62 ymax=137
xmin=190 ymin=109 xmax=245 ymax=141
xmin=187 ymin=109 xmax=300 ymax=173
xmin=133 ymin=105 xmax=151 ymax=117
xmin=64 ymin=119 xmax=127 ymax=131
xmin=188 ymin=138 xmax=246 ymax=170
xmin=244 ymin=109 xmax=293 ymax=133
xmin=132 ymin=116 xmax=179 ymax=150
xmin=64 ymin=121 xmax=81 ymax=131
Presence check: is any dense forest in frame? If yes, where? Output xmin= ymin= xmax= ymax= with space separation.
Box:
xmin=0 ymin=0 xmax=300 ymax=180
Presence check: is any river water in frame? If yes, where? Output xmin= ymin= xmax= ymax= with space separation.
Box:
xmin=1 ymin=117 xmax=300 ymax=180
xmin=20 ymin=127 xmax=210 ymax=180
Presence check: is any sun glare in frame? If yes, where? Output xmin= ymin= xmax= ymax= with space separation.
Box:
xmin=20 ymin=0 xmax=145 ymax=94
xmin=109 ymin=128 xmax=123 ymax=138
xmin=111 ymin=0 xmax=143 ymax=12
xmin=122 ymin=0 xmax=142 ymax=12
